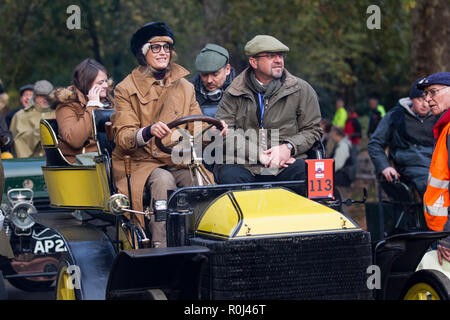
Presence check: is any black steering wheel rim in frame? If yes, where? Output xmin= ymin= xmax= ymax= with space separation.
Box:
xmin=154 ymin=115 xmax=223 ymax=154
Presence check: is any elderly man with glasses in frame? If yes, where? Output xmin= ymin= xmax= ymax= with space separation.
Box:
xmin=368 ymin=78 xmax=437 ymax=197
xmin=419 ymin=72 xmax=450 ymax=265
xmin=214 ymin=35 xmax=322 ymax=185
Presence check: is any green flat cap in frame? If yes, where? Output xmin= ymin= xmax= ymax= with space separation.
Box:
xmin=195 ymin=43 xmax=229 ymax=73
xmin=244 ymin=35 xmax=289 ymax=57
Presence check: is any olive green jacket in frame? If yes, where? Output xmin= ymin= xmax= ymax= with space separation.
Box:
xmin=10 ymin=104 xmax=55 ymax=158
xmin=216 ymin=68 xmax=322 ymax=175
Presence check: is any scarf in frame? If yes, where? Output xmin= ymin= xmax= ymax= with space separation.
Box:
xmin=433 ymin=108 xmax=450 ymax=139
xmin=249 ymin=70 xmax=282 ymax=99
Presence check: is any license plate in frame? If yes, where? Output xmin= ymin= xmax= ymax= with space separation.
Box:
xmin=31 ymin=227 xmax=67 ymax=255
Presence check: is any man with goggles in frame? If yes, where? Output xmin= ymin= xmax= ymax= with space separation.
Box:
xmin=190 ymin=44 xmax=235 ymax=117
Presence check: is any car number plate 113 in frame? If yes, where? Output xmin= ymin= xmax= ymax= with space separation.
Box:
xmin=31 ymin=226 xmax=67 ymax=255
xmin=305 ymin=159 xmax=334 ymax=199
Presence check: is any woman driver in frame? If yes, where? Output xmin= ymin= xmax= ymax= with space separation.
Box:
xmin=111 ymin=22 xmax=226 ymax=248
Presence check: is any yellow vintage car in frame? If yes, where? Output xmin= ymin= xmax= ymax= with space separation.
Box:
xmin=33 ymin=109 xmax=450 ymax=300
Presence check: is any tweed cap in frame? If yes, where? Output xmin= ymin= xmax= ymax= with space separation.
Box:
xmin=195 ymin=44 xmax=229 ymax=73
xmin=244 ymin=35 xmax=289 ymax=57
xmin=34 ymin=80 xmax=54 ymax=96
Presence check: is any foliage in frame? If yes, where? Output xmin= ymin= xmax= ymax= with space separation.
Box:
xmin=0 ymin=0 xmax=417 ymax=118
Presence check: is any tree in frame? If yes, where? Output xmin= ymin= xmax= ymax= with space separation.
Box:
xmin=411 ymin=0 xmax=450 ymax=80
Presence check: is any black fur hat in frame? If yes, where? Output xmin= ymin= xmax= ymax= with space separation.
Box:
xmin=130 ymin=22 xmax=175 ymax=66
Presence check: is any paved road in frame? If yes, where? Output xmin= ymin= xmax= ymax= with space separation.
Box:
xmin=5 ymin=280 xmax=54 ymax=300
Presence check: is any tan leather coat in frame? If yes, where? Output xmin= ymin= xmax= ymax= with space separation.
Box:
xmin=111 ymin=64 xmax=207 ymax=224
xmin=54 ymin=86 xmax=113 ymax=163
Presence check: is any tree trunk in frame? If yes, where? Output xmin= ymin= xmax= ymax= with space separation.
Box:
xmin=411 ymin=0 xmax=450 ymax=81
xmin=199 ymin=0 xmax=247 ymax=72
xmin=199 ymin=0 xmax=229 ymax=44
xmin=82 ymin=1 xmax=103 ymax=64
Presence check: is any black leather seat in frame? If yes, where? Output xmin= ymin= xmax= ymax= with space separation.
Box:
xmin=92 ymin=109 xmax=115 ymax=157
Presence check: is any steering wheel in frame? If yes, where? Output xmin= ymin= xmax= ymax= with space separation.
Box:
xmin=154 ymin=115 xmax=224 ymax=154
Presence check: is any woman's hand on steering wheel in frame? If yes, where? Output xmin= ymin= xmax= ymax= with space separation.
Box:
xmin=154 ymin=115 xmax=225 ymax=155
xmin=150 ymin=121 xmax=172 ymax=139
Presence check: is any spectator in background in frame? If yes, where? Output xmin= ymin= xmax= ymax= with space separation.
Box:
xmin=344 ymin=107 xmax=362 ymax=146
xmin=367 ymin=97 xmax=386 ymax=137
xmin=0 ymin=80 xmax=14 ymax=158
xmin=367 ymin=78 xmax=436 ymax=196
xmin=0 ymin=117 xmax=13 ymax=159
xmin=0 ymin=80 xmax=9 ymax=119
xmin=329 ymin=126 xmax=356 ymax=187
xmin=10 ymin=80 xmax=55 ymax=158
xmin=320 ymin=118 xmax=333 ymax=157
xmin=5 ymin=84 xmax=34 ymax=128
xmin=332 ymin=98 xmax=347 ymax=128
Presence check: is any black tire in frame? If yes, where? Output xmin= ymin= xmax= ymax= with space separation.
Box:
xmin=0 ymin=270 xmax=7 ymax=300
xmin=401 ymin=269 xmax=450 ymax=300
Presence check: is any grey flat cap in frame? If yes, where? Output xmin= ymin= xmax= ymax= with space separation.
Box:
xmin=244 ymin=35 xmax=289 ymax=57
xmin=195 ymin=43 xmax=229 ymax=73
xmin=34 ymin=80 xmax=54 ymax=96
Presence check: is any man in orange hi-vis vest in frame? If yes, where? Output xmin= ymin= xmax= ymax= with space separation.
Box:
xmin=419 ymin=72 xmax=450 ymax=265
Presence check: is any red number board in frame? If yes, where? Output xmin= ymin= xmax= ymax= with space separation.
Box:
xmin=305 ymin=159 xmax=334 ymax=199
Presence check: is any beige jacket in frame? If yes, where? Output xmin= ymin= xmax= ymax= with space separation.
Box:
xmin=10 ymin=104 xmax=55 ymax=158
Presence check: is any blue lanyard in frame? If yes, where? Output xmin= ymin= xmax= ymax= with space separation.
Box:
xmin=258 ymin=92 xmax=266 ymax=128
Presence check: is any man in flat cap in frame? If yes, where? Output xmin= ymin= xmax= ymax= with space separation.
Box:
xmin=215 ymin=35 xmax=322 ymax=185
xmin=10 ymin=79 xmax=55 ymax=158
xmin=5 ymin=84 xmax=34 ymax=128
xmin=190 ymin=44 xmax=235 ymax=117
xmin=419 ymin=72 xmax=450 ymax=265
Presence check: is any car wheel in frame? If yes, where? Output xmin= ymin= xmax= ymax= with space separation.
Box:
xmin=54 ymin=259 xmax=80 ymax=300
xmin=401 ymin=269 xmax=450 ymax=300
